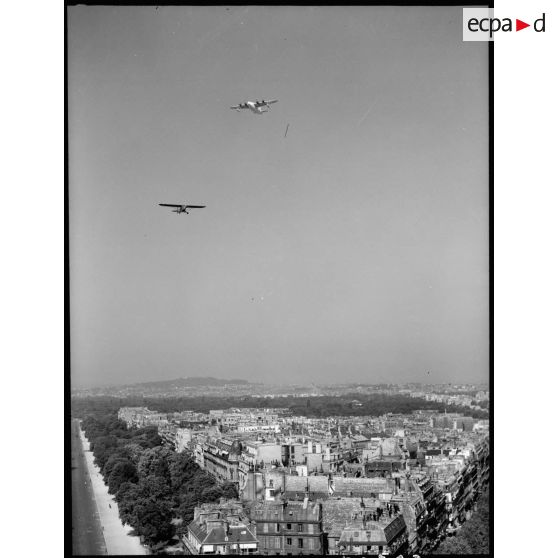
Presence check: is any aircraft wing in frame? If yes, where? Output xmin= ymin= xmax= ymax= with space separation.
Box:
xmin=159 ymin=204 xmax=182 ymax=208
xmin=185 ymin=205 xmax=206 ymax=209
xmin=257 ymin=99 xmax=278 ymax=106
xmin=230 ymin=105 xmax=245 ymax=110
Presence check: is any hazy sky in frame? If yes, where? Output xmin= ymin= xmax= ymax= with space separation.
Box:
xmin=68 ymin=6 xmax=488 ymax=388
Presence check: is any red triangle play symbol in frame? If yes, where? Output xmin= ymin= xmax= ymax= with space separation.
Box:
xmin=516 ymin=19 xmax=530 ymax=31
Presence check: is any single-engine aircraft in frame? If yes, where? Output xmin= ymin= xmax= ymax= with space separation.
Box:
xmin=230 ymin=99 xmax=278 ymax=114
xmin=159 ymin=203 xmax=206 ymax=215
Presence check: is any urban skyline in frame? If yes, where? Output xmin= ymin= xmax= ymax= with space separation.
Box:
xmin=72 ymin=395 xmax=489 ymax=555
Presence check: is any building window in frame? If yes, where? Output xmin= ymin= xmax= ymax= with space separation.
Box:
xmin=287 ymin=523 xmax=291 ymax=530
xmin=287 ymin=538 xmax=292 ymax=546
xmin=276 ymin=523 xmax=280 ymax=532
xmin=297 ymin=524 xmax=303 ymax=532
xmin=298 ymin=539 xmax=303 ymax=548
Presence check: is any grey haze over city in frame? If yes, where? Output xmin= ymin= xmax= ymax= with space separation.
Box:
xmin=68 ymin=6 xmax=488 ymax=389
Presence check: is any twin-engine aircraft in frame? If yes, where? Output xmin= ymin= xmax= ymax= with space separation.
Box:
xmin=159 ymin=204 xmax=206 ymax=215
xmin=230 ymin=99 xmax=278 ymax=114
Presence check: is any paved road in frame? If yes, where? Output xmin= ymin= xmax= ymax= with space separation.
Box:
xmin=71 ymin=419 xmax=107 ymax=555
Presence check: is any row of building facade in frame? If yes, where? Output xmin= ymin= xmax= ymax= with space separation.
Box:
xmin=117 ymin=406 xmax=490 ymax=555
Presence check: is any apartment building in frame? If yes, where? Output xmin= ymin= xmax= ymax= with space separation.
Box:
xmin=248 ymin=499 xmax=324 ymax=555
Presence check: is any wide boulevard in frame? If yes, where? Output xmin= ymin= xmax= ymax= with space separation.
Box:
xmin=71 ymin=418 xmax=107 ymax=555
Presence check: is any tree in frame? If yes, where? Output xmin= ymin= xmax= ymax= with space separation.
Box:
xmin=220 ymin=482 xmax=239 ymax=499
xmin=116 ymin=482 xmax=143 ymax=527
xmin=137 ymin=447 xmax=174 ymax=481
xmin=434 ymin=490 xmax=489 ymax=554
xmin=91 ymin=435 xmax=119 ymax=469
xmin=102 ymin=453 xmax=132 ymax=479
xmin=116 ymin=484 xmax=175 ymax=544
xmin=200 ymin=485 xmax=225 ymax=502
xmin=131 ymin=426 xmax=162 ymax=449
xmin=108 ymin=460 xmax=138 ymax=494
xmin=435 ymin=536 xmax=473 ymax=554
xmin=118 ymin=442 xmax=145 ymax=465
xmin=139 ymin=474 xmax=174 ymax=504
xmin=134 ymin=500 xmax=175 ymax=545
xmin=168 ymin=452 xmax=202 ymax=490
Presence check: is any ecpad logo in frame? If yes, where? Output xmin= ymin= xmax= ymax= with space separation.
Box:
xmin=463 ymin=9 xmax=546 ymax=41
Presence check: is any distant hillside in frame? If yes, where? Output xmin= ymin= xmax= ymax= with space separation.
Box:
xmin=128 ymin=376 xmax=250 ymax=389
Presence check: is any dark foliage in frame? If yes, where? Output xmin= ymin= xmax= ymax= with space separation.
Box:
xmin=134 ymin=500 xmax=175 ymax=544
xmin=434 ymin=490 xmax=490 ymax=554
xmin=107 ymin=460 xmax=138 ymax=494
xmin=90 ymin=435 xmax=119 ymax=470
xmin=78 ymin=411 xmax=239 ymax=547
xmin=73 ymin=393 xmax=488 ymax=420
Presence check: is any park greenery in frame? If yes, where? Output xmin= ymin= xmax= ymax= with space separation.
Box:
xmin=80 ymin=412 xmax=237 ymax=549
xmin=73 ymin=392 xmax=489 ymax=421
